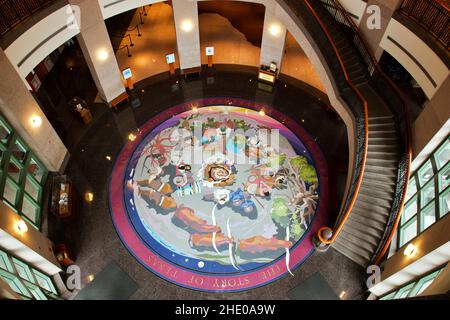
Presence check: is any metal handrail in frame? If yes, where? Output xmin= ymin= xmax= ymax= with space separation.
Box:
xmin=314 ymin=0 xmax=412 ymax=263
xmin=399 ymin=0 xmax=450 ymax=50
xmin=0 ymin=0 xmax=57 ymax=37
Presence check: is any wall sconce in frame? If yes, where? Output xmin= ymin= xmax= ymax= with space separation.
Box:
xmin=181 ymin=20 xmax=194 ymax=32
xmin=85 ymin=192 xmax=94 ymax=203
xmin=269 ymin=24 xmax=281 ymax=36
xmin=404 ymin=243 xmax=417 ymax=257
xmin=97 ymin=49 xmax=109 ymax=61
xmin=17 ymin=219 xmax=28 ymax=234
xmin=30 ymin=115 xmax=42 ymax=128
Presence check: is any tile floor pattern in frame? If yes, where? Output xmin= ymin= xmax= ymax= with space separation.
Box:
xmin=46 ymin=68 xmax=366 ymax=299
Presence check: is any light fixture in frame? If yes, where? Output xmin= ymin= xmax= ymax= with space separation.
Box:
xmin=339 ymin=291 xmax=347 ymax=299
xmin=30 ymin=115 xmax=42 ymax=128
xmin=269 ymin=24 xmax=281 ymax=36
xmin=192 ymin=106 xmax=198 ymax=113
xmin=259 ymin=110 xmax=266 ymax=116
xmin=404 ymin=243 xmax=417 ymax=257
xmin=97 ymin=49 xmax=109 ymax=61
xmin=181 ymin=20 xmax=194 ymax=32
xmin=106 ymin=156 xmax=112 ymax=161
xmin=17 ymin=219 xmax=28 ymax=233
xmin=128 ymin=133 xmax=137 ymax=141
xmin=87 ymin=274 xmax=95 ymax=283
xmin=85 ymin=192 xmax=94 ymax=203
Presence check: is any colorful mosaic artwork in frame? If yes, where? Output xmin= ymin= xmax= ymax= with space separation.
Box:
xmin=110 ymin=98 xmax=329 ymax=292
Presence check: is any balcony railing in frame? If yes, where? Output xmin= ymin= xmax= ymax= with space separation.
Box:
xmin=399 ymin=0 xmax=450 ymax=50
xmin=0 ymin=0 xmax=57 ymax=37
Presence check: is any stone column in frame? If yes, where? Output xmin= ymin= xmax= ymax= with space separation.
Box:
xmin=69 ymin=0 xmax=125 ymax=102
xmin=260 ymin=6 xmax=287 ymax=71
xmin=359 ymin=0 xmax=403 ymax=60
xmin=0 ymin=49 xmax=67 ymax=172
xmin=172 ymin=0 xmax=201 ymax=71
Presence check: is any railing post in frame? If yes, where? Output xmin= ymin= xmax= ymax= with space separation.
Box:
xmin=313 ymin=228 xmax=333 ymax=252
xmin=137 ymin=24 xmax=142 ymax=37
xmin=128 ymin=34 xmax=134 ymax=47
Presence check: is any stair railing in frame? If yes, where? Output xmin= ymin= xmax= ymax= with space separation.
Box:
xmin=313 ymin=0 xmax=412 ymax=264
xmin=399 ymin=0 xmax=450 ymax=50
xmin=283 ymin=0 xmax=369 ymax=246
xmin=0 ymin=0 xmax=57 ymax=37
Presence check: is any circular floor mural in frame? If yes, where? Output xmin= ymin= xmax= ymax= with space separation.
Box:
xmin=110 ymin=98 xmax=329 ymax=292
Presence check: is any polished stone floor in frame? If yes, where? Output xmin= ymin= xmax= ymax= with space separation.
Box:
xmin=45 ymin=67 xmax=367 ymax=299
xmin=114 ymin=3 xmax=325 ymax=93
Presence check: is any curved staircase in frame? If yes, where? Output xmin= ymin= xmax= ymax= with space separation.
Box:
xmin=282 ymin=0 xmax=412 ymax=267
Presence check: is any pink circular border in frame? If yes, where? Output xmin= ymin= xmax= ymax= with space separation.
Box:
xmin=109 ymin=98 xmax=329 ymax=292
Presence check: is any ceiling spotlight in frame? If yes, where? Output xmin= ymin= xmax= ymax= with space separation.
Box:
xmin=404 ymin=243 xmax=417 ymax=257
xmin=106 ymin=156 xmax=112 ymax=161
xmin=259 ymin=110 xmax=266 ymax=116
xmin=339 ymin=291 xmax=347 ymax=299
xmin=192 ymin=107 xmax=198 ymax=113
xmin=87 ymin=274 xmax=95 ymax=283
xmin=30 ymin=115 xmax=42 ymax=128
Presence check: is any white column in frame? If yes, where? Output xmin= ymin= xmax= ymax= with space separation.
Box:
xmin=0 ymin=49 xmax=67 ymax=172
xmin=69 ymin=0 xmax=125 ymax=102
xmin=260 ymin=5 xmax=287 ymax=72
xmin=172 ymin=0 xmax=201 ymax=71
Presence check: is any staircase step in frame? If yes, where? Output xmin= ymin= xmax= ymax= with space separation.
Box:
xmin=364 ymin=164 xmax=398 ymax=177
xmin=361 ymin=179 xmax=396 ymax=192
xmin=368 ymin=144 xmax=400 ymax=153
xmin=333 ymin=239 xmax=371 ymax=267
xmin=351 ymin=206 xmax=390 ymax=224
xmin=356 ymin=193 xmax=393 ymax=209
xmin=340 ymin=228 xmax=379 ymax=247
xmin=363 ymin=171 xmax=397 ymax=185
xmin=335 ymin=232 xmax=376 ymax=255
xmin=348 ymin=212 xmax=388 ymax=231
xmin=368 ymin=122 xmax=396 ymax=130
xmin=346 ymin=216 xmax=385 ymax=237
xmin=359 ymin=186 xmax=395 ymax=201
xmin=368 ymin=130 xmax=397 ymax=139
xmin=366 ymin=158 xmax=399 ymax=168
xmin=353 ymin=200 xmax=391 ymax=217
xmin=367 ymin=151 xmax=399 ymax=161
xmin=368 ymin=116 xmax=394 ymax=125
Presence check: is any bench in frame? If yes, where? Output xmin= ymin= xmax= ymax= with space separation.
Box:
xmin=110 ymin=92 xmax=130 ymax=110
xmin=183 ymin=67 xmax=201 ymax=81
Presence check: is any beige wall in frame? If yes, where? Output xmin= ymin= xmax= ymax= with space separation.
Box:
xmin=379 ymin=19 xmax=449 ymax=99
xmin=3 ymin=4 xmax=80 ymax=89
xmin=359 ymin=0 xmax=402 ymax=58
xmin=411 ymin=76 xmax=450 ymax=171
xmin=0 ymin=49 xmax=67 ymax=172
